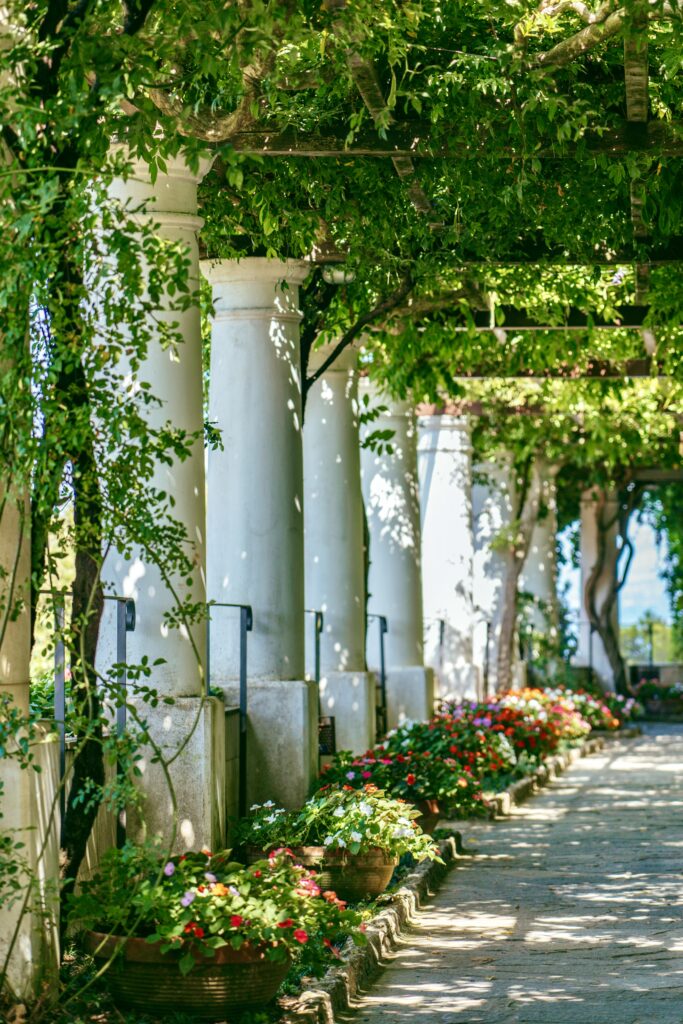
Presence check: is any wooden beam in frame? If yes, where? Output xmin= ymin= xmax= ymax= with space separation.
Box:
xmin=631 ymin=469 xmax=683 ymax=483
xmin=445 ymin=305 xmax=653 ymax=331
xmin=452 ymin=358 xmax=661 ymax=379
xmin=228 ymin=120 xmax=683 ymax=159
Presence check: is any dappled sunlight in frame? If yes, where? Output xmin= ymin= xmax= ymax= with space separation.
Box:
xmin=345 ymin=726 xmax=683 ymax=1024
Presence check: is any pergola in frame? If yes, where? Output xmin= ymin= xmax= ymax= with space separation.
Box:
xmin=2 ymin=0 xmax=683 ymax=1005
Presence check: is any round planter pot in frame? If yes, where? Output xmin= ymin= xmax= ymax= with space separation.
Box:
xmin=414 ymin=799 xmax=441 ymax=835
xmin=84 ymin=930 xmax=290 ymax=1021
xmin=245 ymin=846 xmax=398 ymax=901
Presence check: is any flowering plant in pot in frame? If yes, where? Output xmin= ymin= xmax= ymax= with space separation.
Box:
xmin=67 ymin=842 xmax=362 ymax=1020
xmin=234 ymin=786 xmax=440 ymax=900
xmin=318 ymin=749 xmax=485 ymax=825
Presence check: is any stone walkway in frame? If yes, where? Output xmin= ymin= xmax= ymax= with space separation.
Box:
xmin=341 ymin=726 xmax=683 ymax=1024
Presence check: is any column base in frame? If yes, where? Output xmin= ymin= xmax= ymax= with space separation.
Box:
xmin=129 ymin=696 xmax=226 ymax=852
xmin=0 ymin=726 xmax=59 ymax=1002
xmin=385 ymin=666 xmax=435 ymax=729
xmin=219 ymin=679 xmax=318 ymax=809
xmin=319 ymin=671 xmax=376 ymax=754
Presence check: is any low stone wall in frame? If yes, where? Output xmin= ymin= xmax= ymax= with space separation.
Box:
xmin=281 ymin=734 xmax=607 ymax=1024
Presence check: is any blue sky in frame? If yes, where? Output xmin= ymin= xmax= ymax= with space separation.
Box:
xmin=560 ymin=519 xmax=671 ymax=629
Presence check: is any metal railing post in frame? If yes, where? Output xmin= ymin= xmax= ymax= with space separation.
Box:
xmin=115 ymin=598 xmax=136 ymax=848
xmin=304 ymin=609 xmax=324 ymax=684
xmin=368 ymin=613 xmax=388 ymax=736
xmin=206 ymin=601 xmax=253 ymax=820
xmin=238 ymin=605 xmax=253 ymax=819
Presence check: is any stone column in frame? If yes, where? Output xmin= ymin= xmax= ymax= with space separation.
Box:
xmin=304 ymin=345 xmax=375 ymax=754
xmin=575 ymin=488 xmax=620 ymax=689
xmin=0 ymin=471 xmax=59 ymax=998
xmin=417 ymin=414 xmax=479 ymax=701
xmin=520 ymin=463 xmax=560 ymax=647
xmin=103 ymin=155 xmax=225 ymax=850
xmin=472 ymin=457 xmax=519 ymax=695
xmin=202 ymin=257 xmax=318 ymax=807
xmin=360 ymin=384 xmax=434 ymax=727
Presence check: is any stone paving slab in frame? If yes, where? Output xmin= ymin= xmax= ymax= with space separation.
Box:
xmin=340 ymin=727 xmax=683 ymax=1024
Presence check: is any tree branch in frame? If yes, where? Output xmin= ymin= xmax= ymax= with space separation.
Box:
xmin=303 ymin=273 xmax=414 ymax=398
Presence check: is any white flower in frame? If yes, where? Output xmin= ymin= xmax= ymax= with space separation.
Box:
xmin=350 ymin=831 xmax=362 ymax=843
xmin=265 ymin=814 xmax=277 ymax=823
xmin=263 ymin=800 xmax=275 ymax=808
xmin=250 ymin=803 xmax=261 ymax=811
xmin=393 ymin=827 xmax=413 ymax=839
xmin=333 ymin=806 xmax=345 ymax=818
xmin=324 ymin=835 xmax=335 ymax=846
xmin=359 ymin=802 xmax=373 ymax=817
xmin=337 ymin=838 xmax=347 ymax=848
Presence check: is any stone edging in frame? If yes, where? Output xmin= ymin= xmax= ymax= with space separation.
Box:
xmin=280 ymin=735 xmax=607 ymax=1024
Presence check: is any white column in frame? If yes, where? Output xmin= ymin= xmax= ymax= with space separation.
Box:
xmin=304 ymin=345 xmax=375 ymax=754
xmin=520 ymin=464 xmax=560 ymax=642
xmin=472 ymin=458 xmax=518 ymax=695
xmin=575 ymin=488 xmax=619 ymax=688
xmin=0 ymin=472 xmax=59 ymax=998
xmin=103 ymin=155 xmax=225 ymax=850
xmin=418 ymin=415 xmax=478 ymax=700
xmin=360 ymin=385 xmax=434 ymax=726
xmin=202 ymin=257 xmax=318 ymax=807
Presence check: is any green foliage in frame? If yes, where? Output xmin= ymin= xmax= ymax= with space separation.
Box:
xmin=67 ymin=844 xmax=363 ymax=978
xmin=234 ymin=787 xmax=439 ymax=862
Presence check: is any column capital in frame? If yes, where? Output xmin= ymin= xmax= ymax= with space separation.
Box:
xmin=417 ymin=415 xmax=471 ymax=455
xmin=307 ymin=341 xmax=358 ymax=374
xmin=109 ymin=148 xmax=214 ymax=217
xmin=358 ymin=377 xmax=414 ymax=417
xmin=201 ymin=257 xmax=310 ymax=321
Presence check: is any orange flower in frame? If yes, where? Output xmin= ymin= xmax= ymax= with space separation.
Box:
xmin=211 ymin=882 xmax=229 ymax=897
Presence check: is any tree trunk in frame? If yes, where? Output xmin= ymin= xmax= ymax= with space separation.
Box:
xmin=496 ymin=455 xmax=545 ymax=692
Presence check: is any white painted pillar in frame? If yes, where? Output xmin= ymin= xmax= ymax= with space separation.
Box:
xmin=520 ymin=463 xmax=560 ymax=643
xmin=0 ymin=468 xmax=59 ymax=998
xmin=472 ymin=458 xmax=518 ymax=696
xmin=304 ymin=345 xmax=375 ymax=753
xmin=103 ymin=155 xmax=225 ymax=850
xmin=202 ymin=257 xmax=318 ymax=807
xmin=360 ymin=384 xmax=434 ymax=727
xmin=418 ymin=415 xmax=479 ymax=701
xmin=575 ymin=488 xmax=620 ymax=689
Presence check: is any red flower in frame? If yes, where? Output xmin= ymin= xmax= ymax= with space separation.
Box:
xmin=193 ymin=926 xmax=205 ymax=938
xmin=406 ymin=773 xmax=416 ymax=785
xmin=277 ymin=918 xmax=294 ymax=929
xmin=253 ymin=870 xmax=262 ymax=878
xmin=293 ymin=929 xmax=309 ymax=944
xmin=361 ymin=771 xmax=372 ymax=779
xmin=230 ymin=915 xmax=244 ymax=928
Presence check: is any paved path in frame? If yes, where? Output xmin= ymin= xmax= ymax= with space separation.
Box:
xmin=341 ymin=726 xmax=683 ymax=1024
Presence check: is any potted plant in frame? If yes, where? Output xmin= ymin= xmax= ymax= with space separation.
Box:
xmin=234 ymin=786 xmax=439 ymax=900
xmin=320 ymin=749 xmax=485 ymax=829
xmin=68 ymin=843 xmax=363 ymax=1021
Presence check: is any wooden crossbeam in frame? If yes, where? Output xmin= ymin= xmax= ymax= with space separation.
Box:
xmin=228 ymin=120 xmax=683 ymax=159
xmin=452 ymin=358 xmax=661 ymax=379
xmin=445 ymin=305 xmax=655 ymax=331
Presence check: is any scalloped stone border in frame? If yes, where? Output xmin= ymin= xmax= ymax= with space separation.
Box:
xmin=280 ymin=736 xmax=607 ymax=1024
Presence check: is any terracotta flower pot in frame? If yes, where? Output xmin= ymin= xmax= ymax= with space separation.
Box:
xmin=414 ymin=799 xmax=441 ymax=835
xmin=245 ymin=846 xmax=398 ymax=901
xmin=84 ymin=930 xmax=290 ymax=1021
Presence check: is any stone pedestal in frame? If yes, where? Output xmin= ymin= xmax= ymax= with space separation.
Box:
xmin=574 ymin=489 xmax=620 ymax=689
xmin=304 ymin=345 xmax=375 ymax=753
xmin=102 ymin=153 xmax=224 ymax=848
xmin=360 ymin=386 xmax=434 ymax=727
xmin=418 ymin=415 xmax=478 ymax=700
xmin=202 ymin=258 xmax=317 ymax=806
